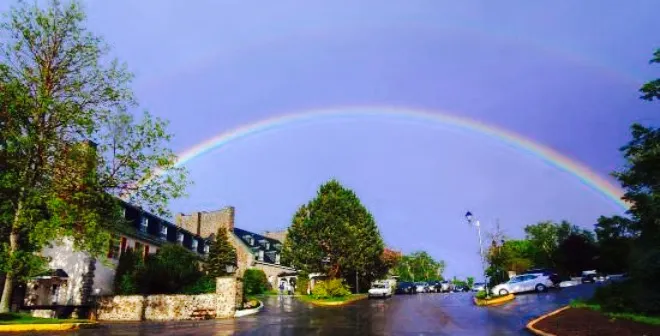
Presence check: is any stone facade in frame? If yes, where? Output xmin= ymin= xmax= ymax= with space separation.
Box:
xmin=96 ymin=277 xmax=238 ymax=321
xmin=254 ymin=261 xmax=297 ymax=289
xmin=216 ymin=276 xmax=238 ymax=317
xmin=175 ymin=207 xmax=235 ymax=238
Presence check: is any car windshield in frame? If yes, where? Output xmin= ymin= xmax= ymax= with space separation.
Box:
xmin=373 ymin=284 xmax=386 ymax=289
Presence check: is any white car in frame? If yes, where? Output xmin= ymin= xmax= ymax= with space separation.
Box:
xmin=368 ymin=282 xmax=393 ymax=298
xmin=471 ymin=282 xmax=486 ymax=292
xmin=491 ymin=273 xmax=554 ymax=296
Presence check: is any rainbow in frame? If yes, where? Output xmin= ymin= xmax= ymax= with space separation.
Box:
xmin=151 ymin=106 xmax=629 ymax=211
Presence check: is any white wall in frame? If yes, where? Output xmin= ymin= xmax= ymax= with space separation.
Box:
xmin=40 ymin=235 xmax=162 ymax=302
xmin=40 ymin=238 xmax=91 ymax=305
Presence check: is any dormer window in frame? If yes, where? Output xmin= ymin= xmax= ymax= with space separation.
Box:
xmin=160 ymin=224 xmax=167 ymax=238
xmin=177 ymin=232 xmax=184 ymax=244
xmin=191 ymin=239 xmax=198 ymax=251
xmin=275 ymin=253 xmax=281 ymax=264
xmin=243 ymin=235 xmax=254 ymax=246
xmin=265 ymin=242 xmax=270 ymax=250
xmin=274 ymin=243 xmax=282 ymax=250
xmin=140 ymin=217 xmax=148 ymax=233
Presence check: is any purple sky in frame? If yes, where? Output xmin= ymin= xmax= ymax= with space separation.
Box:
xmin=4 ymin=0 xmax=659 ymax=279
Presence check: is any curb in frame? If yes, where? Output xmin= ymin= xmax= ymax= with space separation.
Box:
xmin=0 ymin=322 xmax=96 ymax=332
xmin=473 ymin=293 xmax=515 ymax=306
xmin=526 ymin=305 xmax=571 ymax=336
xmin=234 ymin=300 xmax=264 ymax=318
xmin=299 ymin=295 xmax=368 ymax=307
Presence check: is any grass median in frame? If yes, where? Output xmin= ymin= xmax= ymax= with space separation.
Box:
xmin=0 ymin=313 xmax=89 ymax=325
xmin=570 ymin=299 xmax=660 ymax=325
xmin=297 ymin=294 xmax=368 ymax=306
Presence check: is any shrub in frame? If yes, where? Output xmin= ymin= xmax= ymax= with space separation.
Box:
xmin=243 ymin=269 xmax=269 ymax=296
xmin=181 ymin=276 xmax=216 ymax=295
xmin=139 ymin=243 xmax=203 ymax=294
xmin=296 ymin=277 xmax=309 ymax=295
xmin=591 ymin=280 xmax=660 ymax=315
xmin=311 ymin=278 xmax=351 ymax=299
xmin=113 ymin=248 xmax=143 ymax=295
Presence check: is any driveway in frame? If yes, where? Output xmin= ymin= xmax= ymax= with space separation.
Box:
xmin=57 ymin=283 xmax=599 ymax=336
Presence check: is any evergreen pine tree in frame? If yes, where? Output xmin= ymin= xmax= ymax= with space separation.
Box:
xmin=206 ymin=227 xmax=237 ymax=278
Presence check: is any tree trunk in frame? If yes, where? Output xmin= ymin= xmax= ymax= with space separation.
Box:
xmin=0 ymin=200 xmax=22 ymax=313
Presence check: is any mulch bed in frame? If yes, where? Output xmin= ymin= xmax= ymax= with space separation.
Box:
xmin=533 ymin=307 xmax=660 ymax=336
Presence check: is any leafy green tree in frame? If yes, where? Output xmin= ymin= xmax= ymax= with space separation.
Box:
xmin=640 ymin=49 xmax=660 ymax=101
xmin=466 ymin=276 xmax=475 ymax=289
xmin=243 ymin=269 xmax=269 ymax=296
xmin=394 ymin=251 xmax=445 ymax=282
xmin=554 ymin=233 xmax=598 ymax=276
xmin=523 ymin=220 xmax=593 ymax=269
xmin=0 ymin=1 xmax=187 ymax=312
xmin=139 ymin=244 xmax=202 ymax=295
xmin=587 ymin=49 xmax=660 ymax=315
xmin=282 ymin=179 xmax=385 ymax=288
xmin=594 ymin=215 xmax=638 ymax=274
xmin=205 ymin=227 xmax=237 ymax=278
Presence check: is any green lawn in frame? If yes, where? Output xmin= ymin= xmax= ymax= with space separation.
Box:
xmin=0 ymin=312 xmax=89 ymax=325
xmin=570 ymin=300 xmax=660 ymax=325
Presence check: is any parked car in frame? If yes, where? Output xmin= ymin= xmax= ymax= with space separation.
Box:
xmin=581 ymin=270 xmax=606 ymax=284
xmin=491 ymin=273 xmax=554 ymax=296
xmin=453 ymin=285 xmax=469 ymax=292
xmin=471 ymin=282 xmax=486 ymax=292
xmin=415 ymin=282 xmax=429 ymax=293
xmin=436 ymin=281 xmax=451 ymax=293
xmin=395 ymin=282 xmax=417 ymax=294
xmin=521 ymin=268 xmax=561 ymax=287
xmin=368 ymin=281 xmax=394 ymax=298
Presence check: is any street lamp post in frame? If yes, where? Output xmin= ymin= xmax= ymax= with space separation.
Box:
xmin=465 ymin=211 xmax=490 ymax=299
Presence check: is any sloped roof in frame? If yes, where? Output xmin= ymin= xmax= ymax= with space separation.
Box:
xmin=233 ymin=227 xmax=282 ymax=264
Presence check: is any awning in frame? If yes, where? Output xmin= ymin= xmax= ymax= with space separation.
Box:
xmin=34 ymin=269 xmax=69 ymax=280
xmin=277 ymin=271 xmax=298 ymax=277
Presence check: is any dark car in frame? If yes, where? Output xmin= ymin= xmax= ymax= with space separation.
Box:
xmin=521 ymin=268 xmax=561 ymax=286
xmin=395 ymin=281 xmax=417 ymax=294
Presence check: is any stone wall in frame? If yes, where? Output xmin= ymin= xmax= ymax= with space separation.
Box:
xmin=96 ymin=277 xmax=238 ymax=321
xmin=175 ymin=207 xmax=235 ymax=238
xmin=216 ymin=276 xmax=238 ymax=317
xmin=144 ymin=294 xmax=217 ymax=321
xmin=97 ymin=295 xmax=145 ymax=321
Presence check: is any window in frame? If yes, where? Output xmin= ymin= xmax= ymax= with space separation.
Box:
xmin=144 ymin=245 xmax=150 ymax=256
xmin=192 ymin=239 xmax=198 ymax=251
xmin=140 ymin=217 xmax=148 ymax=232
xmin=258 ymin=250 xmax=264 ymax=261
xmin=177 ymin=232 xmax=184 ymax=244
xmin=204 ymin=243 xmax=210 ymax=254
xmin=160 ymin=224 xmax=168 ymax=237
xmin=275 ymin=253 xmax=281 ymax=264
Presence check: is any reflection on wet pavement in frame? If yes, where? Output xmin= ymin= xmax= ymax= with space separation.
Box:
xmin=53 ymin=284 xmax=598 ymax=336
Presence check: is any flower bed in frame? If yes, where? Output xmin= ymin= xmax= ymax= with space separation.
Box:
xmin=529 ymin=307 xmax=660 ymax=336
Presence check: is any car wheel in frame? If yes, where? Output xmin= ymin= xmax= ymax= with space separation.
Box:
xmin=535 ymin=284 xmax=547 ymax=292
xmin=498 ymin=289 xmax=509 ymax=296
